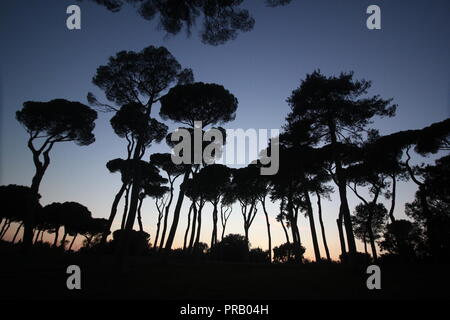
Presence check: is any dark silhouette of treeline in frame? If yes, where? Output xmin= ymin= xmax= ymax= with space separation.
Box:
xmin=1 ymin=44 xmax=449 ymax=266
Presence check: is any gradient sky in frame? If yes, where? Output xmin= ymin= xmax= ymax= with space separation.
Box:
xmin=0 ymin=0 xmax=449 ymax=260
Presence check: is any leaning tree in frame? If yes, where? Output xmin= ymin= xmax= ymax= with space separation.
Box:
xmin=16 ymin=99 xmax=97 ymax=248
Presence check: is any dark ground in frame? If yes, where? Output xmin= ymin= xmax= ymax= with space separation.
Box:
xmin=1 ymin=246 xmax=449 ymax=300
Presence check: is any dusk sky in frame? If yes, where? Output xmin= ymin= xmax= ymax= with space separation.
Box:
xmin=1 ymin=0 xmax=449 ymax=259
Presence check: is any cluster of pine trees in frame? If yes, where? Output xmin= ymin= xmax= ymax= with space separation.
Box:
xmin=1 ymin=46 xmax=449 ymax=264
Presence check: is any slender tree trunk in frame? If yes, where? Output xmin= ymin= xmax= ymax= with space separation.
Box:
xmin=329 ymin=124 xmax=357 ymax=255
xmin=288 ymin=190 xmax=302 ymax=263
xmin=261 ymin=198 xmax=272 ymax=262
xmin=388 ymin=175 xmax=396 ymax=223
xmin=193 ymin=202 xmax=203 ymax=249
xmin=34 ymin=229 xmax=41 ymax=244
xmin=364 ymin=198 xmax=378 ymax=261
xmin=183 ymin=203 xmax=193 ymax=250
xmin=165 ymin=170 xmax=190 ymax=251
xmin=137 ymin=197 xmax=144 ymax=232
xmin=305 ymin=192 xmax=321 ymax=262
xmin=69 ymin=233 xmax=77 ymax=251
xmin=159 ymin=182 xmax=175 ymax=250
xmin=101 ymin=182 xmax=127 ymax=244
xmin=188 ymin=201 xmax=198 ymax=251
xmin=364 ymin=236 xmax=368 ymax=255
xmin=316 ymin=192 xmax=331 ymax=261
xmin=337 ymin=210 xmax=347 ymax=259
xmin=280 ymin=218 xmax=290 ymax=244
xmin=12 ymin=222 xmax=24 ymax=243
xmin=210 ymin=202 xmax=218 ymax=248
xmin=121 ymin=185 xmax=130 ymax=230
xmin=153 ymin=206 xmax=164 ymax=249
xmin=367 ymin=223 xmax=377 ymax=261
xmin=124 ymin=129 xmax=147 ymax=231
xmin=60 ymin=232 xmax=68 ymax=249
xmin=0 ymin=219 xmax=11 ymax=239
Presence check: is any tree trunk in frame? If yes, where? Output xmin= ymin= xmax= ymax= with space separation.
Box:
xmin=165 ymin=170 xmax=190 ymax=251
xmin=183 ymin=203 xmax=193 ymax=250
xmin=337 ymin=211 xmax=347 ymax=259
xmin=60 ymin=231 xmax=68 ymax=249
xmin=280 ymin=218 xmax=290 ymax=244
xmin=210 ymin=202 xmax=218 ymax=248
xmin=24 ymin=142 xmax=52 ymax=250
xmin=12 ymin=222 xmax=24 ymax=243
xmin=305 ymin=192 xmax=321 ymax=262
xmin=153 ymin=207 xmax=164 ymax=249
xmin=388 ymin=175 xmax=396 ymax=223
xmin=316 ymin=192 xmax=331 ymax=261
xmin=261 ymin=199 xmax=272 ymax=263
xmin=69 ymin=233 xmax=77 ymax=251
xmin=121 ymin=185 xmax=131 ymax=230
xmin=193 ymin=202 xmax=203 ymax=249
xmin=137 ymin=197 xmax=144 ymax=232
xmin=34 ymin=229 xmax=41 ymax=244
xmin=53 ymin=227 xmax=60 ymax=247
xmin=364 ymin=236 xmax=368 ymax=255
xmin=188 ymin=201 xmax=198 ymax=251
xmin=0 ymin=219 xmax=11 ymax=239
xmin=101 ymin=182 xmax=127 ymax=244
xmin=367 ymin=223 xmax=377 ymax=261
xmin=329 ymin=123 xmax=357 ymax=256
xmin=124 ymin=134 xmax=146 ymax=231
xmin=159 ymin=182 xmax=176 ymax=250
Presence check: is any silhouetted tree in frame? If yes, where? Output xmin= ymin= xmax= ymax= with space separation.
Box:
xmin=184 ymin=174 xmax=207 ymax=251
xmin=196 ymin=164 xmax=232 ymax=248
xmin=405 ymin=155 xmax=450 ymax=261
xmin=150 ymin=153 xmax=186 ymax=248
xmin=227 ymin=166 xmax=263 ymax=245
xmin=160 ymin=82 xmax=238 ymax=251
xmin=351 ymin=203 xmax=387 ymax=260
xmin=142 ymin=182 xmax=170 ymax=249
xmin=275 ymin=211 xmax=290 ymax=244
xmin=137 ymin=164 xmax=168 ymax=232
xmin=220 ymin=188 xmax=235 ymax=241
xmin=380 ymin=219 xmax=423 ymax=262
xmin=315 ymin=186 xmax=333 ymax=262
xmin=60 ymin=202 xmax=93 ymax=251
xmin=90 ymin=46 xmax=187 ymax=240
xmin=16 ymin=99 xmax=97 ymax=248
xmin=101 ymin=103 xmax=168 ymax=242
xmin=273 ymin=242 xmax=305 ymax=264
xmin=82 ymin=218 xmax=109 ymax=248
xmin=102 ymin=158 xmax=133 ymax=242
xmin=85 ymin=0 xmax=292 ymax=45
xmin=285 ymin=71 xmax=397 ymax=256
xmin=209 ymin=234 xmax=249 ymax=262
xmin=0 ymin=185 xmax=40 ymax=242
xmin=41 ymin=203 xmax=65 ymax=247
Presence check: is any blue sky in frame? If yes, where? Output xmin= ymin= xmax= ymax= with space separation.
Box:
xmin=0 ymin=0 xmax=449 ymax=259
